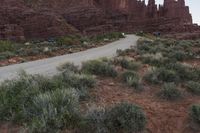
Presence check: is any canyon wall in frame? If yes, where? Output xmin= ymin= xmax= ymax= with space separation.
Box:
xmin=0 ymin=0 xmax=198 ymax=40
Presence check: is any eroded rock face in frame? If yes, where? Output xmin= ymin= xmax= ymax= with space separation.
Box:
xmin=0 ymin=0 xmax=199 ymax=40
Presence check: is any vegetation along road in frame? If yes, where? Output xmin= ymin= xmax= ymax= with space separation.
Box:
xmin=0 ymin=35 xmax=139 ymax=82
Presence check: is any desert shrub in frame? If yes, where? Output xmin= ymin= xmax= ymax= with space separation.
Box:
xmin=0 ymin=73 xmax=50 ymax=122
xmin=190 ymin=105 xmax=200 ymax=124
xmin=116 ymin=48 xmax=135 ymax=56
xmin=0 ymin=51 xmax=15 ymax=60
xmin=0 ymin=72 xmax=88 ymax=132
xmin=27 ymin=88 xmax=81 ymax=133
xmin=56 ymin=35 xmax=80 ymax=46
xmin=158 ymin=83 xmax=181 ymax=100
xmin=115 ymin=58 xmax=141 ymax=71
xmin=82 ymin=60 xmax=117 ymax=77
xmin=105 ymin=103 xmax=146 ymax=133
xmin=82 ymin=107 xmax=108 ymax=133
xmin=187 ymin=81 xmax=200 ymax=95
xmin=122 ymin=71 xmax=141 ymax=89
xmin=0 ymin=40 xmax=15 ymax=52
xmin=144 ymin=67 xmax=180 ymax=84
xmin=166 ymin=50 xmax=188 ymax=61
xmin=57 ymin=62 xmax=79 ymax=72
xmin=136 ymin=38 xmax=196 ymax=62
xmin=83 ymin=103 xmax=146 ymax=133
xmin=144 ymin=68 xmax=160 ymax=84
xmin=164 ymin=63 xmax=200 ymax=81
xmin=0 ymin=71 xmax=94 ymax=122
xmin=0 ymin=73 xmax=72 ymax=121
xmin=140 ymin=53 xmax=176 ymax=67
xmin=157 ymin=68 xmax=180 ymax=83
xmin=58 ymin=71 xmax=96 ymax=99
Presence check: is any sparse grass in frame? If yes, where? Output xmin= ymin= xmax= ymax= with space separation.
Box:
xmin=190 ymin=105 xmax=200 ymax=124
xmin=186 ymin=81 xmax=200 ymax=95
xmin=82 ymin=60 xmax=117 ymax=77
xmin=158 ymin=83 xmax=181 ymax=101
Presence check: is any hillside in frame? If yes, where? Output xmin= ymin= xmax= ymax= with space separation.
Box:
xmin=0 ymin=0 xmax=200 ymax=40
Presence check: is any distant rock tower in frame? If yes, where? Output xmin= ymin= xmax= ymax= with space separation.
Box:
xmin=147 ymin=0 xmax=157 ymax=18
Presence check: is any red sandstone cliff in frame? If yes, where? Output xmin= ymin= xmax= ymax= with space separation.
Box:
xmin=0 ymin=0 xmax=198 ymax=40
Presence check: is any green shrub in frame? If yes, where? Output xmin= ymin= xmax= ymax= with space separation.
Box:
xmin=0 ymin=72 xmax=88 ymax=133
xmin=158 ymin=83 xmax=181 ymax=100
xmin=166 ymin=50 xmax=188 ymax=61
xmin=57 ymin=71 xmax=96 ymax=99
xmin=105 ymin=103 xmax=146 ymax=133
xmin=0 ymin=40 xmax=15 ymax=52
xmin=82 ymin=107 xmax=107 ymax=133
xmin=157 ymin=68 xmax=180 ymax=83
xmin=0 ymin=51 xmax=15 ymax=61
xmin=144 ymin=67 xmax=180 ymax=84
xmin=56 ymin=36 xmax=80 ymax=46
xmin=190 ymin=105 xmax=200 ymax=124
xmin=0 ymin=73 xmax=73 ymax=121
xmin=0 ymin=73 xmax=49 ymax=122
xmin=27 ymin=89 xmax=81 ymax=133
xmin=115 ymin=58 xmax=141 ymax=71
xmin=57 ymin=62 xmax=79 ymax=72
xmin=136 ymin=38 xmax=196 ymax=62
xmin=0 ymin=71 xmax=95 ymax=122
xmin=164 ymin=63 xmax=200 ymax=81
xmin=187 ymin=81 xmax=200 ymax=95
xmin=144 ymin=69 xmax=160 ymax=84
xmin=82 ymin=60 xmax=117 ymax=77
xmin=116 ymin=48 xmax=135 ymax=56
xmin=122 ymin=71 xmax=141 ymax=89
xmin=83 ymin=103 xmax=146 ymax=133
xmin=140 ymin=53 xmax=175 ymax=67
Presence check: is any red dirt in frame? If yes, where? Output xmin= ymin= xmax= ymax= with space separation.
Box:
xmin=91 ymin=77 xmax=200 ymax=133
xmin=183 ymin=59 xmax=200 ymax=68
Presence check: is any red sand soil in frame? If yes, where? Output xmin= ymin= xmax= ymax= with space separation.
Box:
xmin=91 ymin=77 xmax=200 ymax=133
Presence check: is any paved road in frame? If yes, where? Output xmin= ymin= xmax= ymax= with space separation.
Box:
xmin=0 ymin=35 xmax=139 ymax=82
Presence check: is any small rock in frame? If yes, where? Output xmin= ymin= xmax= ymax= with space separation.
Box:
xmin=104 ymin=38 xmax=109 ymax=41
xmin=43 ymin=47 xmax=49 ymax=52
xmin=83 ymin=41 xmax=88 ymax=45
xmin=109 ymin=82 xmax=115 ymax=86
xmin=24 ymin=42 xmax=31 ymax=46
xmin=8 ymin=59 xmax=17 ymax=63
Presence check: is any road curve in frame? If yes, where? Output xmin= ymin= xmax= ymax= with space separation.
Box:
xmin=0 ymin=35 xmax=139 ymax=82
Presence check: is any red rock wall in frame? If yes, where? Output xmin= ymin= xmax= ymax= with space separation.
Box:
xmin=0 ymin=0 xmax=198 ymax=40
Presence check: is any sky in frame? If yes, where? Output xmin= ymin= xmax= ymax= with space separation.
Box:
xmin=145 ymin=0 xmax=200 ymax=25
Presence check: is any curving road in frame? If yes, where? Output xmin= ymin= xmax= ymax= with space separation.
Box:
xmin=0 ymin=35 xmax=139 ymax=82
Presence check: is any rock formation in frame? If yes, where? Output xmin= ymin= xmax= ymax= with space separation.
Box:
xmin=0 ymin=0 xmax=199 ymax=40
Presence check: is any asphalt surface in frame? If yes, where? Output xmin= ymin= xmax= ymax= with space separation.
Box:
xmin=0 ymin=35 xmax=139 ymax=83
